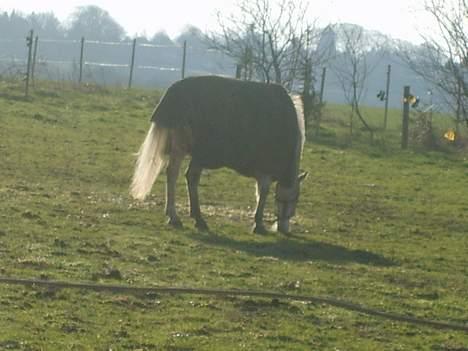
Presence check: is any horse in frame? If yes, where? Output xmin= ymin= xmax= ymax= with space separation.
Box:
xmin=130 ymin=75 xmax=306 ymax=234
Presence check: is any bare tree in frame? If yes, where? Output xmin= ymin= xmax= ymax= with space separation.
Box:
xmin=425 ymin=0 xmax=467 ymax=68
xmin=398 ymin=0 xmax=467 ymax=129
xmin=209 ymin=0 xmax=307 ymax=86
xmin=299 ymin=25 xmax=336 ymax=133
xmin=332 ymin=24 xmax=385 ymax=138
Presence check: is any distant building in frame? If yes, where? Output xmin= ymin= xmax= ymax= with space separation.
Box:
xmin=317 ymin=25 xmax=336 ymax=59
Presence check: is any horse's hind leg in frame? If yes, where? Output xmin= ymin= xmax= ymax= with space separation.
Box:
xmin=166 ymin=153 xmax=183 ymax=228
xmin=186 ymin=161 xmax=208 ymax=231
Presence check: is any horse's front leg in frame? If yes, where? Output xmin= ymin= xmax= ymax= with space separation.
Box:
xmin=186 ymin=162 xmax=208 ymax=231
xmin=253 ymin=175 xmax=272 ymax=234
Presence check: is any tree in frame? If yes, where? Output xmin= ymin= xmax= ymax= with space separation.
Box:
xmin=0 ymin=10 xmax=29 ymax=38
xmin=151 ymin=31 xmax=175 ymax=46
xmin=299 ymin=25 xmax=336 ymax=133
xmin=0 ymin=11 xmax=63 ymax=39
xmin=209 ymin=0 xmax=307 ymax=85
xmin=27 ymin=12 xmax=63 ymax=39
xmin=176 ymin=26 xmax=206 ymax=47
xmin=398 ymin=0 xmax=467 ymax=129
xmin=332 ymin=24 xmax=385 ymax=138
xmin=66 ymin=6 xmax=125 ymax=41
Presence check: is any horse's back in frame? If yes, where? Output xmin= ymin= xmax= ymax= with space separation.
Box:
xmin=152 ymin=76 xmax=299 ymax=182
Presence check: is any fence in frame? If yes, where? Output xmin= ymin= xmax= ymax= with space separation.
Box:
xmin=0 ymin=31 xmax=439 ymax=110
xmin=0 ymin=31 xmax=235 ymax=90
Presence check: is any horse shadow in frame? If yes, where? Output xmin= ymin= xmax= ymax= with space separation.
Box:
xmin=189 ymin=231 xmax=395 ymax=267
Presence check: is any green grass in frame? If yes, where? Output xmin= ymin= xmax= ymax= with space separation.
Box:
xmin=0 ymin=79 xmax=467 ymax=350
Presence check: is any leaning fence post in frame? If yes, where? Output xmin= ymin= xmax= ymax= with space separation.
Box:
xmin=401 ymin=86 xmax=410 ymax=149
xmin=25 ymin=29 xmax=34 ymax=98
xmin=79 ymin=37 xmax=85 ymax=84
xmin=128 ymin=38 xmax=137 ymax=89
xmin=181 ymin=40 xmax=187 ymax=79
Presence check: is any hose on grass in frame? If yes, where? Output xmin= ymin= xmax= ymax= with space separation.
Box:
xmin=0 ymin=276 xmax=467 ymax=332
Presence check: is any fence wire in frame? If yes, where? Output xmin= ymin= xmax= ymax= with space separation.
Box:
xmin=0 ymin=35 xmax=234 ymax=88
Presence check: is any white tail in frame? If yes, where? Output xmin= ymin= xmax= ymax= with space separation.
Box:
xmin=130 ymin=122 xmax=169 ymax=200
xmin=290 ymin=94 xmax=305 ymax=152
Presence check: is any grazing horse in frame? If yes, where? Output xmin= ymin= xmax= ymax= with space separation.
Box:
xmin=130 ymin=76 xmax=306 ymax=234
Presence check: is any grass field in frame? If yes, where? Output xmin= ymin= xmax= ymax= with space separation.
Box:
xmin=0 ymin=79 xmax=467 ymax=350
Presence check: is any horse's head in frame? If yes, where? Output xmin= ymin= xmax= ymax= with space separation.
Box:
xmin=275 ymin=172 xmax=308 ymax=234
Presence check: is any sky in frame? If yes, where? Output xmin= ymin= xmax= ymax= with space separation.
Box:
xmin=1 ymin=0 xmax=434 ymax=43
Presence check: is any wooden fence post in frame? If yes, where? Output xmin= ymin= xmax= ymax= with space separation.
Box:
xmin=383 ymin=64 xmax=391 ymax=130
xmin=235 ymin=64 xmax=242 ymax=79
xmin=181 ymin=40 xmax=187 ymax=79
xmin=25 ymin=29 xmax=34 ymax=97
xmin=319 ymin=67 xmax=327 ymax=104
xmin=402 ymin=86 xmax=410 ymax=149
xmin=128 ymin=38 xmax=137 ymax=89
xmin=79 ymin=37 xmax=85 ymax=84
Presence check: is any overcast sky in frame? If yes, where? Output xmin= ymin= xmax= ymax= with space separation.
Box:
xmin=1 ymin=0 xmax=434 ymax=43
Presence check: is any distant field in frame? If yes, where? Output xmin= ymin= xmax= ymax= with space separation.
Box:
xmin=0 ymin=79 xmax=467 ymax=350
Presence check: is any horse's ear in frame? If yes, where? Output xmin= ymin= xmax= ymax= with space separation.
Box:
xmin=298 ymin=171 xmax=308 ymax=182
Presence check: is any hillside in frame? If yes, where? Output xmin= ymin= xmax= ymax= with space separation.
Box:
xmin=0 ymin=80 xmax=467 ymax=350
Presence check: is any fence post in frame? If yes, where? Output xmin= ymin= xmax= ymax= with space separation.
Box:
xmin=79 ymin=37 xmax=85 ymax=84
xmin=181 ymin=40 xmax=187 ymax=79
xmin=235 ymin=64 xmax=242 ymax=79
xmin=319 ymin=67 xmax=327 ymax=104
xmin=401 ymin=86 xmax=410 ymax=149
xmin=31 ymin=35 xmax=39 ymax=85
xmin=25 ymin=29 xmax=34 ymax=98
xmin=128 ymin=38 xmax=137 ymax=89
xmin=383 ymin=64 xmax=391 ymax=130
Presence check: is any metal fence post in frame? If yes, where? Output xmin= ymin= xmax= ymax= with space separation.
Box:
xmin=128 ymin=38 xmax=137 ymax=89
xmin=181 ymin=40 xmax=187 ymax=79
xmin=79 ymin=37 xmax=85 ymax=84
xmin=25 ymin=29 xmax=34 ymax=97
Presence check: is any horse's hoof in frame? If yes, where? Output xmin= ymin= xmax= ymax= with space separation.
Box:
xmin=253 ymin=224 xmax=269 ymax=235
xmin=195 ymin=219 xmax=209 ymax=231
xmin=168 ymin=218 xmax=183 ymax=228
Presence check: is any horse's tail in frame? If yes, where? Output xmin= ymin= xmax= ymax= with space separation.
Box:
xmin=130 ymin=122 xmax=169 ymax=200
xmin=290 ymin=94 xmax=305 ymax=152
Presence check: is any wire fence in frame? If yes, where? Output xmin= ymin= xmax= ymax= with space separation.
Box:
xmin=0 ymin=34 xmax=235 ymax=89
xmin=0 ymin=31 xmax=431 ymax=110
